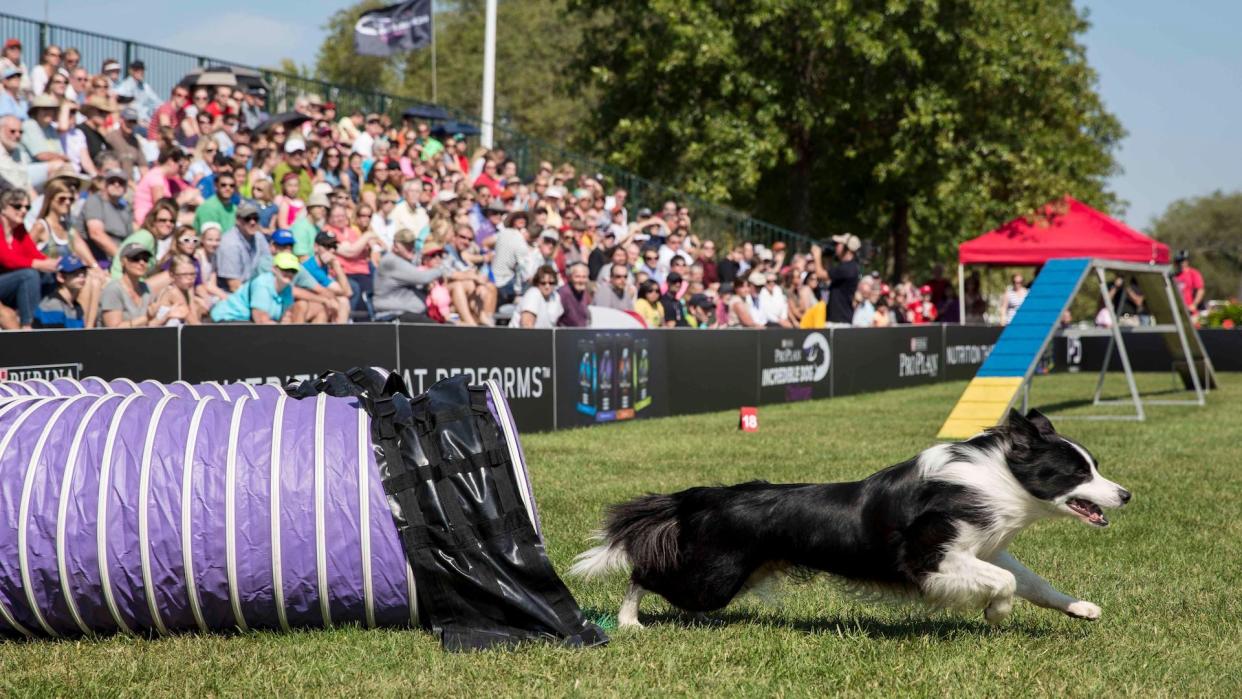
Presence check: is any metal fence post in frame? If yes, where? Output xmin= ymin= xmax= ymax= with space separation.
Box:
xmin=123 ymin=40 xmax=134 ymax=72
xmin=38 ymin=21 xmax=49 ymax=57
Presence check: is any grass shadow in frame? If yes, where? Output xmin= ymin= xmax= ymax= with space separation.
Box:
xmin=635 ymin=608 xmax=1057 ymax=639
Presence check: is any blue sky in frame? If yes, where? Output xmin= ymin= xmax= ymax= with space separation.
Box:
xmin=6 ymin=0 xmax=1240 ymax=229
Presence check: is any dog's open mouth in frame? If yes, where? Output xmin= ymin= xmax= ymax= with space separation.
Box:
xmin=1067 ymin=498 xmax=1108 ymax=527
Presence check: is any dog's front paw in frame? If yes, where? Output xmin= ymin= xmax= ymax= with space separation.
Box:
xmin=1065 ymin=600 xmax=1101 ymax=620
xmin=984 ymin=597 xmax=1013 ymax=625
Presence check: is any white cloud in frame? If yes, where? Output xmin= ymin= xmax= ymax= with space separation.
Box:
xmin=165 ymin=12 xmax=315 ymax=68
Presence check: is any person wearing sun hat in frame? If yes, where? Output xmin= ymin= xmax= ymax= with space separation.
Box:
xmin=210 ymin=251 xmax=303 ymax=324
xmin=20 ymin=94 xmax=71 ymax=191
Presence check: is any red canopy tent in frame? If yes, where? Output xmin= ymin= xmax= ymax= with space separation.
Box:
xmin=959 ymin=196 xmax=1170 ymax=265
xmin=956 ymin=196 xmax=1170 ymax=322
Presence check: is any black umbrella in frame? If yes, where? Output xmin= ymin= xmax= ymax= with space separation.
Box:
xmin=178 ymin=66 xmax=270 ymax=93
xmin=254 ymin=111 xmax=312 ymax=135
xmin=430 ymin=120 xmax=481 ymax=139
xmin=401 ymin=103 xmax=453 ymax=121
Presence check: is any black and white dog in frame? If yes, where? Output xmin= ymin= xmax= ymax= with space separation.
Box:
xmin=571 ymin=409 xmax=1130 ymax=628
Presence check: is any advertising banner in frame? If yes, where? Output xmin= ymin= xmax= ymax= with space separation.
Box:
xmin=554 ymin=329 xmax=668 ymax=429
xmin=832 ymin=326 xmax=944 ymax=396
xmin=757 ymin=330 xmax=832 ymax=404
xmin=399 ymin=325 xmax=556 ymax=432
xmin=665 ymin=329 xmax=760 ymax=415
xmin=943 ymin=325 xmax=1003 ymax=381
xmin=0 ymin=328 xmax=178 ymax=382
xmin=180 ymin=324 xmax=399 ymax=386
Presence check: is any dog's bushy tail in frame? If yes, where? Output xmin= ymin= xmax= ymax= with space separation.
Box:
xmin=569 ymin=494 xmax=681 ymax=579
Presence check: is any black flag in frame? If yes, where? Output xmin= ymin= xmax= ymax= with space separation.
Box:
xmin=354 ymin=0 xmax=433 ymax=57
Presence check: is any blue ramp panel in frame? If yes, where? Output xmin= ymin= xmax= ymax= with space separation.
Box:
xmin=939 ymin=257 xmax=1091 ymax=438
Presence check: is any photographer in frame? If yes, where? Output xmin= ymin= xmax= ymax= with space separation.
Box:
xmin=812 ymin=233 xmax=861 ymax=326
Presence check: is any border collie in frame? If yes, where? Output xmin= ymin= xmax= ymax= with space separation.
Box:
xmin=571 ymin=409 xmax=1130 ymax=628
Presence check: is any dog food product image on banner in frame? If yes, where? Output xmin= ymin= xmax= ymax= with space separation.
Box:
xmin=0 ymin=371 xmax=604 ymax=651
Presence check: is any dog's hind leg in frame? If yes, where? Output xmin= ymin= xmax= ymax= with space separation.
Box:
xmin=990 ymin=551 xmax=1101 ymax=621
xmin=618 ymin=581 xmax=647 ymax=629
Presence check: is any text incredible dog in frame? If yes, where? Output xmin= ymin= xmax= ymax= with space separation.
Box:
xmin=571 ymin=409 xmax=1130 ymax=629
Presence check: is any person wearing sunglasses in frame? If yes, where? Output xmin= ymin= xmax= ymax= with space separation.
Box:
xmin=194 ymin=172 xmax=239 ymax=233
xmin=0 ymin=189 xmax=59 ymax=328
xmin=300 ymin=230 xmax=352 ymax=323
xmin=638 ymin=247 xmax=663 ymax=284
xmin=100 ymin=243 xmax=185 ymax=327
xmin=110 ymin=197 xmax=177 ymax=296
xmin=216 ymin=201 xmax=272 ymax=292
xmin=29 ymin=45 xmax=62 ymax=98
xmin=510 ymin=264 xmax=563 ymax=329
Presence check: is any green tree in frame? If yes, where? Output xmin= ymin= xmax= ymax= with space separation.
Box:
xmin=570 ymin=0 xmax=1125 ymax=278
xmin=1149 ymin=191 xmax=1242 ymax=301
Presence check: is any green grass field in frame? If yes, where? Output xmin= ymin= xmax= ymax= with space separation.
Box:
xmin=3 ymin=372 xmax=1240 ymax=697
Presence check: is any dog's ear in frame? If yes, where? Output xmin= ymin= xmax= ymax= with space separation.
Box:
xmin=1024 ymin=408 xmax=1056 ymax=437
xmin=1005 ymin=408 xmax=1044 ymax=444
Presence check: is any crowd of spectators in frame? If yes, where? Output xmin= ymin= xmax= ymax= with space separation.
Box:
xmin=0 ymin=37 xmax=970 ymax=332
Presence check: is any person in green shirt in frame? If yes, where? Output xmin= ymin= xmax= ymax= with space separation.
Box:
xmin=111 ymin=198 xmax=176 ymax=282
xmin=192 ymin=172 xmax=238 ymax=233
xmin=290 ymin=191 xmax=330 ymax=259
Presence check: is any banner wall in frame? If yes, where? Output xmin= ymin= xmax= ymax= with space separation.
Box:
xmin=1 ymin=325 xmax=1234 ymax=431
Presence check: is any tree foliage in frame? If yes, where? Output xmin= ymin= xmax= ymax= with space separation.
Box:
xmin=570 ymin=0 xmax=1125 ymax=277
xmin=1149 ymin=191 xmax=1242 ymax=300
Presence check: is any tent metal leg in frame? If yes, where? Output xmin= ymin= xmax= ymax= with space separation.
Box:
xmin=1091 ymin=332 xmax=1114 ymax=406
xmin=1095 ymin=268 xmax=1144 ymax=421
xmin=958 ymin=263 xmax=966 ymax=324
xmin=1162 ymin=274 xmax=1205 ymax=405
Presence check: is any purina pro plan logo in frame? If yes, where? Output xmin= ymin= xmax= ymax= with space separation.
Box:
xmin=0 ymin=363 xmax=83 ymax=382
xmin=898 ymin=336 xmax=939 ymax=378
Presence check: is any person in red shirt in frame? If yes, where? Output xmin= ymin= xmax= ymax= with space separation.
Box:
xmin=148 ymin=84 xmax=188 ymax=142
xmin=0 ymin=189 xmax=58 ymax=328
xmin=1173 ymin=250 xmax=1205 ymax=321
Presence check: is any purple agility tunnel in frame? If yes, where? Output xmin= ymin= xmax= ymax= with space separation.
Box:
xmin=0 ymin=378 xmax=541 ymax=639
xmin=0 ymin=377 xmax=285 ymax=401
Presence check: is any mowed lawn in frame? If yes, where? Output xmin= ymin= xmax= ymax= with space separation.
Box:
xmin=2 ymin=372 xmax=1240 ymax=697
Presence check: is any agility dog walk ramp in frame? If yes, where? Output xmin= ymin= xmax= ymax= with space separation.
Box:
xmin=938 ymin=258 xmax=1214 ymax=440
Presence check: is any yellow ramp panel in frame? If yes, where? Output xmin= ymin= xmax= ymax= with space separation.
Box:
xmin=937 ymin=377 xmax=1023 ymax=440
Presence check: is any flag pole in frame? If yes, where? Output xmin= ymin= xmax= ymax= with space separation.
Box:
xmin=480 ymin=0 xmax=496 ymax=148
xmin=430 ymin=0 xmax=438 ymax=103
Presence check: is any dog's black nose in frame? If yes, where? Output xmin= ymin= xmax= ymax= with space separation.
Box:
xmin=1118 ymin=489 xmax=1131 ymax=504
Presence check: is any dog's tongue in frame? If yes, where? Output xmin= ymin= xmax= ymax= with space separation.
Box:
xmin=1069 ymin=499 xmax=1108 ymax=526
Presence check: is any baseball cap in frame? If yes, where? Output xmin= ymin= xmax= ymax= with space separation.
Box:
xmin=57 ymin=255 xmax=87 ymax=273
xmin=831 ymin=234 xmax=862 ymax=252
xmin=270 ymin=229 xmax=295 ymax=246
xmin=4 ymin=39 xmax=21 ymax=50
xmin=119 ymin=107 xmax=139 ymax=122
xmin=120 ymin=243 xmax=152 ymax=260
xmin=102 ymin=169 xmax=127 ymax=183
xmin=747 ymin=270 xmax=766 ymax=287
xmin=101 ymin=59 xmax=121 ymax=73
xmin=919 ymin=284 xmax=932 ymax=295
xmin=306 ymin=192 xmax=330 ymax=209
xmin=284 ymin=138 xmax=306 ymax=154
xmin=757 ymin=248 xmax=773 ymax=261
xmin=393 ymin=228 xmax=418 ymax=245
xmin=314 ymin=230 xmax=338 ymax=246
xmin=538 ymin=228 xmax=559 ymax=243
xmin=200 ymin=221 xmax=223 ymax=235
xmin=688 ymin=293 xmax=714 ymax=310
xmin=236 ymin=201 xmax=260 ymax=219
xmin=637 ymin=207 xmax=653 ymax=219
xmin=129 ymin=59 xmax=145 ymax=71
xmin=272 ymin=252 xmax=300 ymax=272
xmin=1174 ymin=249 xmax=1189 ymax=262
xmin=436 ymin=190 xmax=458 ymax=203
xmin=1 ymin=67 xmax=20 ymax=80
